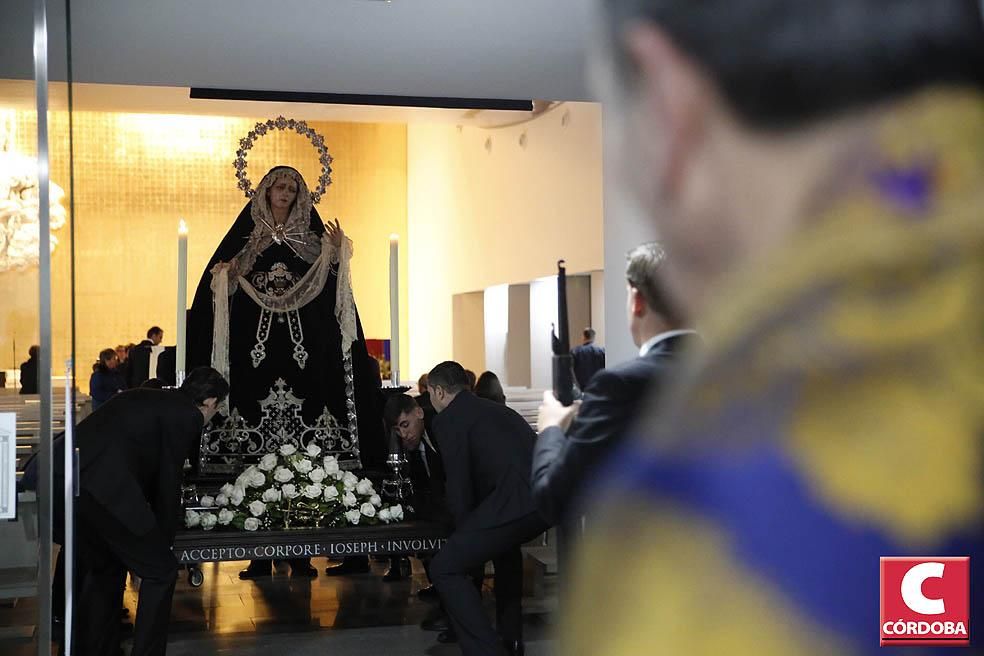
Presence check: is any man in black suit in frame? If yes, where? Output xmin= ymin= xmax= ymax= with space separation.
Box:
xmin=382 ymin=393 xmax=448 ymax=584
xmin=570 ymin=328 xmax=606 ymax=391
xmin=55 ymin=367 xmax=228 ymax=656
xmin=427 ymin=361 xmax=547 ymax=656
xmin=18 ymin=344 xmax=39 ymax=394
xmin=532 ymin=242 xmax=698 ymax=525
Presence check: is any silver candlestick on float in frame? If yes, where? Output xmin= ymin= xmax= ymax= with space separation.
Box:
xmin=381 ymin=451 xmax=414 ymax=513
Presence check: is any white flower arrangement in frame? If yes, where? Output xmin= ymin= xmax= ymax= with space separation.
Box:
xmin=184 ymin=446 xmax=405 ymax=531
xmin=258 ymin=453 xmax=279 ymax=472
xmin=201 ymin=513 xmax=218 ymax=531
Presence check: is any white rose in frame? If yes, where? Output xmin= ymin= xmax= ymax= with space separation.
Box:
xmin=273 ymin=467 xmax=294 ymax=483
xmin=305 ymin=443 xmax=322 ymax=458
xmin=279 ymin=444 xmax=297 ymax=456
xmin=184 ymin=509 xmax=201 ymax=528
xmin=323 ymin=456 xmax=340 ymax=475
xmin=258 ymin=453 xmax=279 ymax=471
xmin=235 ymin=473 xmax=250 ymax=489
xmin=345 ymin=509 xmax=361 ymax=525
xmin=282 ymin=483 xmax=300 ymax=499
xmin=220 ymin=483 xmax=235 ymax=497
xmin=308 ymin=467 xmax=326 ymax=483
xmin=214 ymin=494 xmax=229 ymax=507
xmin=303 ymin=483 xmax=323 ymax=499
xmin=201 ymin=512 xmax=218 ymax=531
xmin=378 ymin=507 xmax=392 ymax=522
xmin=261 ymin=488 xmax=281 ymax=503
xmin=343 ymin=472 xmax=359 ymax=490
xmin=248 ymin=500 xmax=267 ymax=517
xmin=323 ymin=485 xmax=339 ymax=501
xmin=390 ymin=504 xmax=404 ymax=521
xmin=369 ymin=494 xmax=382 ymax=507
xmin=217 ymin=508 xmax=235 ymax=525
xmin=356 ymin=478 xmax=374 ymax=496
xmin=295 ymin=458 xmax=313 ymax=474
xmin=248 ymin=468 xmax=267 ymax=488
xmin=244 ymin=517 xmax=260 ymax=531
xmin=360 ymin=502 xmax=376 ymax=518
xmin=230 ymin=486 xmax=246 ymax=506
xmin=342 ymin=492 xmax=357 ymax=507
xmin=199 ymin=495 xmax=215 ymax=508
xmin=333 ymin=471 xmax=344 ymax=481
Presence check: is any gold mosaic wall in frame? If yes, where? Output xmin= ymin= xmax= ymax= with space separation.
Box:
xmin=0 ymin=109 xmax=408 ymax=387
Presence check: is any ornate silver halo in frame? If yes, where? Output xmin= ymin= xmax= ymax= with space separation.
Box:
xmin=234 ymin=116 xmax=334 ymax=205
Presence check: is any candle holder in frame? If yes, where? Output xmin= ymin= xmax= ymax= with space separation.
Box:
xmin=381 ymin=452 xmax=414 ymax=513
xmin=181 ymin=483 xmax=200 ymax=508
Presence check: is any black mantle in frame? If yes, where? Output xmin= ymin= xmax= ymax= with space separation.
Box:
xmin=174 ymin=520 xmax=449 ymax=564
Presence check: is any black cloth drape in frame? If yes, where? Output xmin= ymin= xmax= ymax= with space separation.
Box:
xmin=186 ymin=167 xmax=384 ymax=474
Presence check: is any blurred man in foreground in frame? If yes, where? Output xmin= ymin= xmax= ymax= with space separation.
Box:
xmin=533 ymin=242 xmax=697 ymax=526
xmin=565 ymin=1 xmax=984 ymax=654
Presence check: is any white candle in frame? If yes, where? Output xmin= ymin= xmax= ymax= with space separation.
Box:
xmin=176 ymin=219 xmax=188 ymax=384
xmin=389 ymin=233 xmax=399 ymax=386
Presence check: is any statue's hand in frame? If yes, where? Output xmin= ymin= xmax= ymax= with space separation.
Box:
xmin=325 ymin=218 xmax=344 ymax=248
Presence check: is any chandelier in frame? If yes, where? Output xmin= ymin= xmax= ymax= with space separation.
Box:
xmin=0 ymin=114 xmax=67 ymax=273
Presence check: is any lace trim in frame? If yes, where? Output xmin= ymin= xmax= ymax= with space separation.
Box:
xmin=334 ymin=237 xmax=357 ymax=353
xmin=210 ymin=235 xmax=357 ymax=404
xmin=245 ymin=168 xmax=320 ymax=267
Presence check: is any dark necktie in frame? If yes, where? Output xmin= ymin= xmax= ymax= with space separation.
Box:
xmin=417 ymin=444 xmax=431 ymax=479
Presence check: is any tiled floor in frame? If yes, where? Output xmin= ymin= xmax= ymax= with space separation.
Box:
xmin=0 ymin=558 xmax=556 ymax=655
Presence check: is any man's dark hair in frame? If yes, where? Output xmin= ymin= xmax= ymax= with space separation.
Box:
xmin=626 ymin=242 xmax=681 ymax=324
xmin=179 ymin=367 xmax=229 ymax=405
xmin=28 ymin=345 xmax=39 ymax=359
xmin=383 ymin=393 xmax=420 ymax=428
xmin=427 ymin=361 xmax=471 ymax=395
xmin=147 ymin=326 xmax=163 ymax=339
xmin=583 ymin=328 xmax=596 ymax=341
xmin=603 ymin=0 xmax=984 ymax=130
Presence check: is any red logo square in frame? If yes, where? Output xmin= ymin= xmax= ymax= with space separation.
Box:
xmin=880 ymin=557 xmax=970 ymax=647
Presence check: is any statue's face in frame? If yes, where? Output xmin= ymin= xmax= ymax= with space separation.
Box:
xmin=267 ymin=175 xmax=298 ymax=214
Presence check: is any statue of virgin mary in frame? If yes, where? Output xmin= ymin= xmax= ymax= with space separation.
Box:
xmin=186 ymin=165 xmax=385 ymax=474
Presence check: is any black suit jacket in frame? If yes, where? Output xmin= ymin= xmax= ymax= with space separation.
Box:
xmin=406 ymin=430 xmax=451 ymax=523
xmin=532 ymin=333 xmax=697 ymax=525
xmin=19 ymin=357 xmax=39 ymax=394
xmin=54 ymin=388 xmax=204 ymax=541
xmin=432 ymin=391 xmax=540 ymax=531
xmin=571 ymin=342 xmax=606 ymax=390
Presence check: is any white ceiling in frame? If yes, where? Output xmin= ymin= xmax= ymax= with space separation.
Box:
xmin=1 ymin=0 xmax=595 ymax=103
